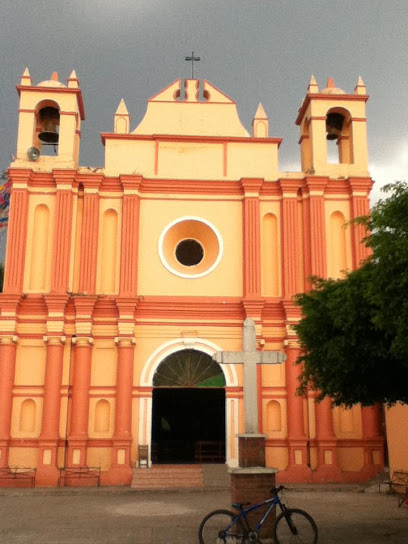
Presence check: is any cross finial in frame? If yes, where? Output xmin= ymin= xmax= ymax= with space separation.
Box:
xmin=185 ymin=51 xmax=200 ymax=79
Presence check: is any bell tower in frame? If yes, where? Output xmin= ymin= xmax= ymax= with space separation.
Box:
xmin=13 ymin=69 xmax=85 ymax=169
xmin=296 ymin=76 xmax=369 ymax=177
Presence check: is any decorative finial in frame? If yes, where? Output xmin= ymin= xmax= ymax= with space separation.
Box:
xmin=115 ymin=99 xmax=129 ymax=116
xmin=252 ymin=103 xmax=269 ymax=138
xmin=308 ymin=75 xmax=319 ymax=93
xmin=67 ymin=70 xmax=79 ymax=88
xmin=114 ymin=99 xmax=130 ymax=134
xmin=354 ymin=76 xmax=366 ymax=95
xmin=20 ymin=68 xmax=32 ymax=86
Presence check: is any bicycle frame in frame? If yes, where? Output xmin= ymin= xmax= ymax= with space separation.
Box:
xmin=227 ymin=493 xmax=283 ymax=536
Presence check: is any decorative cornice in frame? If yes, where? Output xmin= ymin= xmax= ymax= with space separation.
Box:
xmin=241 ymin=178 xmax=263 ymax=197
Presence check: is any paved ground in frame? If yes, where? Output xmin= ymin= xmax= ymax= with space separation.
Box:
xmin=0 ymin=485 xmax=406 ymax=543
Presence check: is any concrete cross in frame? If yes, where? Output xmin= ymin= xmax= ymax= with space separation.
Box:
xmin=213 ymin=318 xmax=286 ymax=434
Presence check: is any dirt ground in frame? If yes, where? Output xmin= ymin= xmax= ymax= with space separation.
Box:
xmin=0 ymin=485 xmax=406 ymax=543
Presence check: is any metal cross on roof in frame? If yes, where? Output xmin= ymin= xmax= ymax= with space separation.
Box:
xmin=185 ymin=51 xmax=200 ymax=79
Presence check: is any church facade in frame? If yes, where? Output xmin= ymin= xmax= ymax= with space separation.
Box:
xmin=0 ymin=70 xmax=384 ymax=486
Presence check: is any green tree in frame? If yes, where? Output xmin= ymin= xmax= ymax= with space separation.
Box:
xmin=295 ymin=182 xmax=408 ymax=407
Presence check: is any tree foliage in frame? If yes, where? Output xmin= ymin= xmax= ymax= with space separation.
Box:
xmin=295 ymin=182 xmax=408 ymax=407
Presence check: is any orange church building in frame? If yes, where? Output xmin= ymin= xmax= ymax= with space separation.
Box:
xmin=0 ymin=70 xmax=384 ymax=487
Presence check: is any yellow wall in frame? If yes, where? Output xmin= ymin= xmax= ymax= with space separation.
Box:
xmin=138 ymin=199 xmax=243 ymax=296
xmin=23 ymin=195 xmax=56 ymax=293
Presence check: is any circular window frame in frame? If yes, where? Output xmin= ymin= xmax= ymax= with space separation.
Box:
xmin=158 ymin=216 xmax=223 ymax=279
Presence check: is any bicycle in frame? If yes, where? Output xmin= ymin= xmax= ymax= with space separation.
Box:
xmin=198 ymin=485 xmax=318 ymax=543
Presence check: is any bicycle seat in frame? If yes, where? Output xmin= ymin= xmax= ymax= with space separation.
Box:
xmin=232 ymin=502 xmax=251 ymax=509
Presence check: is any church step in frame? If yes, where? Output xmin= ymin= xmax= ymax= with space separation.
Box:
xmin=131 ymin=464 xmax=230 ymax=490
xmin=131 ymin=465 xmax=205 ymax=489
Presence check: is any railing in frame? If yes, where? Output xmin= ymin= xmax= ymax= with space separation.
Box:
xmin=0 ymin=466 xmax=36 ymax=487
xmin=59 ymin=466 xmax=101 ymax=487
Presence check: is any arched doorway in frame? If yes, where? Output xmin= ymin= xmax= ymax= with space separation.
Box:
xmin=151 ymin=349 xmax=226 ymax=464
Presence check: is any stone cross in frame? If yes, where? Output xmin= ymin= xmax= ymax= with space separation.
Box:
xmin=213 ymin=318 xmax=286 ymax=434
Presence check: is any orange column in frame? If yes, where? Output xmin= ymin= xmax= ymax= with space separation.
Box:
xmin=77 ymin=177 xmax=102 ymax=294
xmin=67 ymin=337 xmax=93 ymax=467
xmin=51 ymin=171 xmax=75 ymax=293
xmin=361 ymin=405 xmax=384 ymax=476
xmin=119 ymin=176 xmax=141 ymax=297
xmin=3 ymin=170 xmax=30 ymax=294
xmin=280 ymin=180 xmax=310 ymax=480
xmin=37 ymin=336 xmax=65 ymax=485
xmin=314 ymin=397 xmax=340 ymax=479
xmin=0 ymin=336 xmax=17 ymax=467
xmin=109 ymin=337 xmax=135 ymax=485
xmin=306 ymin=177 xmax=341 ymax=479
xmin=283 ymin=339 xmax=311 ymax=481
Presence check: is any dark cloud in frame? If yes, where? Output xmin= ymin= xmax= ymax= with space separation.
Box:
xmin=0 ymin=0 xmax=406 ymax=178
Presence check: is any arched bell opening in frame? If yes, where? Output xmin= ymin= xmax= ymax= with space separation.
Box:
xmin=151 ymin=349 xmax=226 ymax=464
xmin=325 ymin=107 xmax=353 ymax=164
xmin=35 ymin=100 xmax=60 ymax=156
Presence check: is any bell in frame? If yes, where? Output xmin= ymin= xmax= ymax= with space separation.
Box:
xmin=326 ymin=112 xmax=344 ymax=141
xmin=38 ymin=107 xmax=60 ymax=144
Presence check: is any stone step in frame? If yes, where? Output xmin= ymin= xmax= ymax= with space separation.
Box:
xmin=131 ymin=465 xmax=205 ymax=490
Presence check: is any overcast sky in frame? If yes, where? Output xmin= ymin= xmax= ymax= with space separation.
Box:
xmin=0 ymin=0 xmax=407 ymax=207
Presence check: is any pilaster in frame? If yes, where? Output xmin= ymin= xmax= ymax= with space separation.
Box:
xmin=280 ymin=180 xmax=303 ymax=299
xmin=77 ymin=176 xmax=102 ymax=295
xmin=305 ymin=177 xmax=328 ymax=278
xmin=51 ymin=170 xmax=76 ymax=293
xmin=349 ymin=177 xmax=373 ymax=267
xmin=241 ymin=178 xmax=263 ymax=300
xmin=119 ymin=176 xmax=142 ymax=297
xmin=3 ymin=170 xmax=30 ymax=294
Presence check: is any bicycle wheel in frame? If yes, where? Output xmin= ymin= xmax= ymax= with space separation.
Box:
xmin=198 ymin=509 xmax=247 ymax=544
xmin=273 ymin=508 xmax=318 ymax=544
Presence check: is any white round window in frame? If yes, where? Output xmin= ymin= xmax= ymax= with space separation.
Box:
xmin=158 ymin=217 xmax=223 ymax=278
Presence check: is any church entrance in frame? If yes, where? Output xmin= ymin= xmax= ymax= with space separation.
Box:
xmin=151 ymin=349 xmax=226 ymax=464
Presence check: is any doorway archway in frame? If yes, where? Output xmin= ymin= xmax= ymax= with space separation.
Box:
xmin=152 ymin=349 xmax=226 ymax=464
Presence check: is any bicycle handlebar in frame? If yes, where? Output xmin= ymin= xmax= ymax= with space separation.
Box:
xmin=270 ymin=485 xmax=286 ymax=495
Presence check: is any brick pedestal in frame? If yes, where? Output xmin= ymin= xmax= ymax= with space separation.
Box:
xmin=231 ymin=434 xmax=278 ymax=539
xmin=230 ymin=467 xmax=277 ymax=540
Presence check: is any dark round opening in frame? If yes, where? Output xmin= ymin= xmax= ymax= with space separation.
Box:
xmin=175 ymin=239 xmax=204 ymax=267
